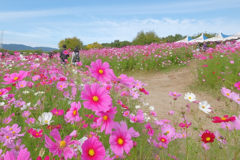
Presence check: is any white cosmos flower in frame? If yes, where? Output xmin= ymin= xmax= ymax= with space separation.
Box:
xmin=149 ymin=106 xmax=154 ymax=111
xmin=78 ymin=137 xmax=88 ymax=153
xmin=184 ymin=92 xmax=196 ymax=102
xmin=144 ymin=117 xmax=150 ymax=122
xmin=23 ymin=90 xmax=30 ymax=94
xmin=198 ymin=101 xmax=211 ymax=114
xmin=0 ymin=102 xmax=5 ymax=106
xmin=135 ymin=105 xmax=141 ymax=109
xmin=21 ymin=102 xmax=31 ymax=111
xmin=38 ymin=112 xmax=53 ymax=125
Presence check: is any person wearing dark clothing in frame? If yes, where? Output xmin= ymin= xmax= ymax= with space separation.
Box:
xmin=60 ymin=44 xmax=69 ymax=68
xmin=203 ymin=41 xmax=207 ymax=52
xmin=49 ymin=51 xmax=53 ymax=59
xmin=71 ymin=47 xmax=80 ymax=70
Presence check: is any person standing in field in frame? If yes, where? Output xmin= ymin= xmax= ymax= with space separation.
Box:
xmin=71 ymin=46 xmax=80 ymax=71
xmin=49 ymin=51 xmax=53 ymax=59
xmin=203 ymin=41 xmax=207 ymax=52
xmin=60 ymin=44 xmax=69 ymax=68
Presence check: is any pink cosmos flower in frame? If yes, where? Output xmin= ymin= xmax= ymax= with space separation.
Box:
xmin=221 ymin=87 xmax=232 ymax=99
xmin=70 ymin=130 xmax=77 ymax=138
xmin=51 ymin=108 xmax=64 ymax=116
xmin=4 ymin=148 xmax=31 ymax=160
xmin=109 ymin=123 xmax=133 ymax=156
xmin=64 ymin=101 xmax=81 ymax=124
xmin=169 ymin=91 xmax=181 ymax=98
xmin=161 ymin=124 xmax=176 ymax=139
xmin=153 ymin=139 xmax=168 ymax=149
xmin=27 ymin=82 xmax=33 ymax=88
xmin=215 ymin=131 xmax=227 ymax=144
xmin=179 ymin=122 xmax=192 ymax=128
xmin=150 ymin=111 xmax=157 ymax=117
xmin=16 ymin=80 xmax=27 ymax=89
xmin=202 ymin=143 xmax=210 ymax=150
xmin=232 ymin=115 xmax=240 ymax=130
xmin=221 ymin=122 xmax=234 ymax=131
xmin=81 ymin=137 xmax=106 ymax=160
xmin=231 ymin=92 xmax=240 ymax=104
xmin=45 ymin=129 xmax=78 ymax=159
xmin=2 ymin=70 xmax=28 ymax=85
xmin=105 ymin=85 xmax=112 ymax=91
xmin=129 ymin=89 xmax=140 ymax=99
xmin=145 ymin=123 xmax=154 ymax=136
xmin=22 ymin=110 xmax=31 ymax=118
xmin=3 ymin=116 xmax=12 ymax=124
xmin=7 ymin=139 xmax=25 ymax=157
xmin=32 ymin=129 xmax=43 ymax=138
xmin=32 ymin=75 xmax=40 ymax=81
xmin=0 ymin=88 xmax=9 ymax=96
xmin=121 ymin=91 xmax=129 ymax=97
xmin=25 ymin=118 xmax=35 ymax=124
xmin=96 ymin=107 xmax=117 ymax=134
xmin=230 ymin=60 xmax=234 ymax=64
xmin=109 ymin=71 xmax=135 ymax=88
xmin=56 ymin=81 xmax=67 ymax=91
xmin=81 ymin=83 xmax=112 ymax=112
xmin=157 ymin=134 xmax=169 ymax=144
xmin=168 ymin=111 xmax=175 ymax=116
xmin=63 ymin=91 xmax=70 ymax=98
xmin=234 ymin=81 xmax=240 ymax=90
xmin=123 ymin=111 xmax=130 ymax=117
xmin=89 ymin=59 xmax=112 ymax=82
xmin=90 ymin=122 xmax=101 ymax=129
xmin=134 ymin=80 xmax=143 ymax=89
xmin=36 ymin=156 xmax=51 ymax=160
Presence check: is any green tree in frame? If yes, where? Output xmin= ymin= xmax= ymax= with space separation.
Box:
xmin=58 ymin=37 xmax=83 ymax=50
xmin=132 ymin=30 xmax=161 ymax=45
xmin=120 ymin=41 xmax=132 ymax=47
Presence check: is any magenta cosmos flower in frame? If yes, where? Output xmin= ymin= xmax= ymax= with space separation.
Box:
xmin=96 ymin=107 xmax=117 ymax=134
xmin=109 ymin=122 xmax=133 ymax=156
xmin=234 ymin=81 xmax=240 ymax=90
xmin=4 ymin=148 xmax=31 ymax=160
xmin=2 ymin=70 xmax=28 ymax=85
xmin=81 ymin=137 xmax=106 ymax=160
xmin=51 ymin=108 xmax=64 ymax=116
xmin=89 ymin=59 xmax=112 ymax=82
xmin=81 ymin=83 xmax=112 ymax=112
xmin=45 ymin=129 xmax=78 ymax=159
xmin=0 ymin=88 xmax=9 ymax=96
xmin=145 ymin=123 xmax=154 ymax=136
xmin=64 ymin=101 xmax=81 ymax=124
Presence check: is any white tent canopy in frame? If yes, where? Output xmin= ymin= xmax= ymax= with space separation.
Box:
xmin=205 ymin=32 xmax=232 ymax=42
xmin=190 ymin=33 xmax=208 ymax=43
xmin=176 ymin=36 xmax=193 ymax=43
xmin=223 ymin=32 xmax=240 ymax=41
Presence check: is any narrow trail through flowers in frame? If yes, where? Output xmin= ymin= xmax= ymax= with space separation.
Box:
xmin=133 ymin=65 xmax=225 ymax=124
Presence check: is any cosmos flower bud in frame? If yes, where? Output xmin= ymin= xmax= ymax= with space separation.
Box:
xmin=133 ymin=141 xmax=137 ymax=147
xmin=219 ymin=146 xmax=222 ymax=149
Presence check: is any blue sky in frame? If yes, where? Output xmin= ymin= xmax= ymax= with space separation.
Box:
xmin=1 ymin=0 xmax=240 ymax=48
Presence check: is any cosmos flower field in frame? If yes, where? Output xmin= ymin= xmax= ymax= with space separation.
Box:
xmin=0 ymin=42 xmax=240 ymax=160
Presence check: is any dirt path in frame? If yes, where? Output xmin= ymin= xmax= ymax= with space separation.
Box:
xmin=133 ymin=65 xmax=228 ymax=129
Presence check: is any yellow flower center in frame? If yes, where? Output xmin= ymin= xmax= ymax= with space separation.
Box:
xmin=99 ymin=69 xmax=103 ymax=74
xmin=202 ymin=106 xmax=205 ymax=108
xmin=0 ymin=92 xmax=2 ymax=95
xmin=134 ymin=118 xmax=137 ymax=121
xmin=14 ymin=77 xmax=18 ymax=80
xmin=118 ymin=138 xmax=124 ymax=145
xmin=237 ymin=99 xmax=240 ymax=101
xmin=45 ymin=120 xmax=48 ymax=123
xmin=29 ymin=121 xmax=32 ymax=123
xmin=161 ymin=139 xmax=165 ymax=142
xmin=60 ymin=85 xmax=62 ymax=88
xmin=206 ymin=137 xmax=211 ymax=141
xmin=73 ymin=110 xmax=77 ymax=115
xmin=56 ymin=112 xmax=58 ymax=114
xmin=103 ymin=115 xmax=108 ymax=121
xmin=166 ymin=131 xmax=169 ymax=134
xmin=159 ymin=145 xmax=162 ymax=148
xmin=12 ymin=131 xmax=16 ymax=134
xmin=226 ymin=93 xmax=230 ymax=96
xmin=88 ymin=149 xmax=95 ymax=156
xmin=6 ymin=136 xmax=9 ymax=139
xmin=221 ymin=117 xmax=226 ymax=120
xmin=60 ymin=141 xmax=66 ymax=148
xmin=9 ymin=128 xmax=13 ymax=131
xmin=21 ymin=84 xmax=23 ymax=87
xmin=89 ymin=134 xmax=92 ymax=138
xmin=92 ymin=96 xmax=99 ymax=102
xmin=15 ymin=146 xmax=20 ymax=151
xmin=189 ymin=97 xmax=191 ymax=99
xmin=36 ymin=133 xmax=39 ymax=136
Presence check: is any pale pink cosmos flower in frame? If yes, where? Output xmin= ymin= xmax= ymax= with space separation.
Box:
xmin=81 ymin=83 xmax=112 ymax=112
xmin=120 ymin=91 xmax=129 ymax=97
xmin=25 ymin=118 xmax=35 ymax=124
xmin=215 ymin=131 xmax=227 ymax=144
xmin=81 ymin=136 xmax=106 ymax=160
xmin=7 ymin=138 xmax=25 ymax=157
xmin=230 ymin=60 xmax=234 ymax=64
xmin=221 ymin=122 xmax=234 ymax=131
xmin=202 ymin=143 xmax=210 ymax=150
xmin=150 ymin=111 xmax=157 ymax=117
xmin=63 ymin=91 xmax=70 ymax=98
xmin=231 ymin=92 xmax=240 ymax=104
xmin=32 ymin=75 xmax=40 ymax=81
xmin=2 ymin=70 xmax=28 ymax=85
xmin=161 ymin=124 xmax=176 ymax=139
xmin=123 ymin=111 xmax=130 ymax=117
xmin=45 ymin=129 xmax=78 ymax=159
xmin=169 ymin=91 xmax=181 ymax=98
xmin=221 ymin=87 xmax=232 ymax=99
xmin=153 ymin=139 xmax=168 ymax=149
xmin=232 ymin=115 xmax=240 ymax=130
xmin=134 ymin=80 xmax=143 ymax=89
xmin=3 ymin=116 xmax=12 ymax=124
xmin=22 ymin=110 xmax=31 ymax=118
xmin=16 ymin=80 xmax=27 ymax=89
xmin=129 ymin=89 xmax=140 ymax=99
xmin=56 ymin=81 xmax=67 ymax=91
xmin=64 ymin=101 xmax=81 ymax=124
xmin=89 ymin=59 xmax=112 ymax=83
xmin=168 ymin=111 xmax=175 ymax=116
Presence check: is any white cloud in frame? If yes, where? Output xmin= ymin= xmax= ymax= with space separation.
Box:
xmin=3 ymin=17 xmax=240 ymax=48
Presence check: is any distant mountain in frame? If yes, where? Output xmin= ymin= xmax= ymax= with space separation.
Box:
xmin=2 ymin=44 xmax=58 ymax=52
